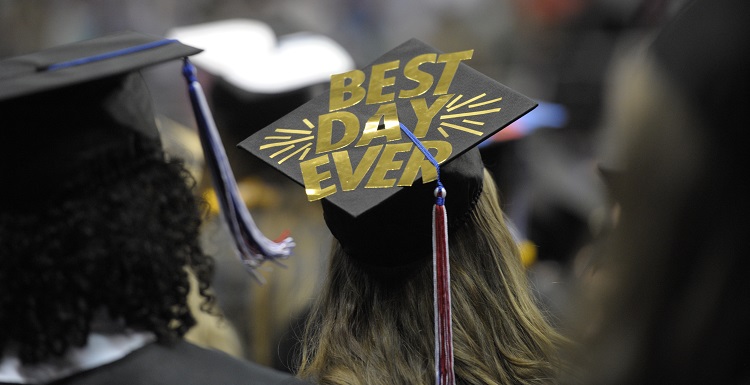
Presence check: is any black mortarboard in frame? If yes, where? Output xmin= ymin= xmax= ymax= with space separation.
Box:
xmin=239 ymin=38 xmax=537 ymax=263
xmin=0 ymin=31 xmax=293 ymax=273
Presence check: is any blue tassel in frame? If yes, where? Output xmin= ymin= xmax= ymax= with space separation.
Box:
xmin=182 ymin=58 xmax=294 ymax=281
xmin=399 ymin=122 xmax=444 ymax=195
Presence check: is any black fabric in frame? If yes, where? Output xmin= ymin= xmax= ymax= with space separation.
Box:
xmin=0 ymin=340 xmax=311 ymax=385
xmin=322 ymin=146 xmax=483 ymax=268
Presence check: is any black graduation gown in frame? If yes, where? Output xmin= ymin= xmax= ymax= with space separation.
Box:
xmin=1 ymin=340 xmax=309 ymax=385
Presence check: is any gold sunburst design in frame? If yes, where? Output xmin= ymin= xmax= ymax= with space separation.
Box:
xmin=259 ymin=118 xmax=316 ymax=164
xmin=438 ymin=93 xmax=502 ymax=138
xmin=258 ymin=93 xmax=502 ymax=165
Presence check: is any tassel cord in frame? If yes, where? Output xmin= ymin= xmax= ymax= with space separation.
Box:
xmin=400 ymin=122 xmax=455 ymax=385
xmin=182 ymin=59 xmax=294 ymax=277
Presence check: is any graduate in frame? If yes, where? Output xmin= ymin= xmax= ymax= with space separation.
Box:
xmin=564 ymin=0 xmax=750 ymax=384
xmin=0 ymin=32 xmax=304 ymax=385
xmin=239 ymin=38 xmax=567 ymax=385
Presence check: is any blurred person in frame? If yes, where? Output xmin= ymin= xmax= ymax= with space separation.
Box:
xmin=239 ymin=38 xmax=568 ymax=385
xmin=480 ymin=0 xmax=681 ymax=325
xmin=562 ymin=0 xmax=750 ymax=384
xmin=0 ymin=32 xmax=304 ymax=385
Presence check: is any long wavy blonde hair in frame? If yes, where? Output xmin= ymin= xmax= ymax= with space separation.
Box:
xmin=298 ymin=169 xmax=565 ymax=385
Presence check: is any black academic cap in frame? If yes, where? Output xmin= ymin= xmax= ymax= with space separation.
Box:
xmin=0 ymin=31 xmax=293 ymax=270
xmin=239 ymin=38 xmax=536 ymax=266
xmin=0 ymin=32 xmax=200 ymax=209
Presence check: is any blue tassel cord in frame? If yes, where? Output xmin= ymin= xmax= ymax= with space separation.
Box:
xmin=399 ymin=122 xmax=455 ymax=385
xmin=182 ymin=58 xmax=295 ymax=281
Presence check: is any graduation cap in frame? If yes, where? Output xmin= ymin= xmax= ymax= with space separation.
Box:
xmin=239 ymin=38 xmax=537 ymax=384
xmin=0 ymin=31 xmax=293 ymax=276
xmin=239 ymin=38 xmax=536 ymax=220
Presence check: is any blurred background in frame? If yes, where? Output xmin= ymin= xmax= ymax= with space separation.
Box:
xmin=0 ymin=0 xmax=687 ymax=373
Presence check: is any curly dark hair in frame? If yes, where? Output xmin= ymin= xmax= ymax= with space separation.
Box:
xmin=0 ymin=154 xmax=215 ymax=365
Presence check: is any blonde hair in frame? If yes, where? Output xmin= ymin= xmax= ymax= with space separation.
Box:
xmin=298 ymin=169 xmax=565 ymax=385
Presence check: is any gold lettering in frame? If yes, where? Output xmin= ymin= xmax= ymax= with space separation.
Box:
xmin=355 ymin=103 xmax=402 ymax=147
xmin=329 ymin=70 xmax=366 ymax=111
xmin=410 ymin=94 xmax=453 ymax=138
xmin=434 ymin=50 xmax=473 ymax=95
xmin=366 ymin=142 xmax=413 ymax=188
xmin=399 ymin=53 xmax=437 ymax=98
xmin=398 ymin=140 xmax=453 ymax=186
xmin=366 ymin=60 xmax=400 ymax=105
xmin=332 ymin=145 xmax=382 ymax=191
xmin=317 ymin=111 xmax=360 ymax=154
xmin=300 ymin=154 xmax=337 ymax=201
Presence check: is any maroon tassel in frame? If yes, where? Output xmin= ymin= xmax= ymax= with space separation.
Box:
xmin=433 ymin=187 xmax=455 ymax=385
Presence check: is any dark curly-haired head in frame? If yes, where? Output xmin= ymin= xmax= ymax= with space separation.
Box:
xmin=0 ymin=150 xmax=215 ymax=364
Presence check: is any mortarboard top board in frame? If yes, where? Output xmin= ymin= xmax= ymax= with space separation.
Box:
xmin=0 ymin=31 xmax=201 ymax=102
xmin=239 ymin=38 xmax=537 ymax=232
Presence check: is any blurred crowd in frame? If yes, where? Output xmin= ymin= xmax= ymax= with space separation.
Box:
xmin=0 ymin=0 xmax=680 ymax=368
xmin=3 ymin=0 xmax=747 ymax=383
